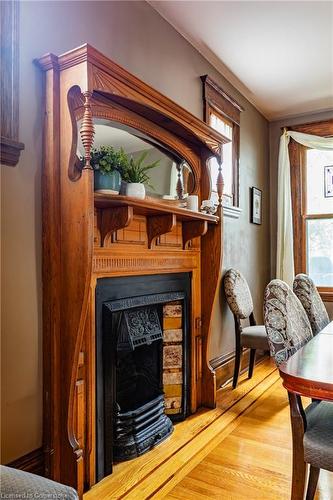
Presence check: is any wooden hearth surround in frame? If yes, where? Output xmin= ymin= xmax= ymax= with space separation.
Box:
xmin=37 ymin=44 xmax=229 ymax=496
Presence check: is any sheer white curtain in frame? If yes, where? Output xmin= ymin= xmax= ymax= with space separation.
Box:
xmin=277 ymin=130 xmax=333 ymax=285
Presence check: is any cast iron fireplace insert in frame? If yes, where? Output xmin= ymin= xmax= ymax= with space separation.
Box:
xmin=95 ymin=273 xmax=191 ymax=481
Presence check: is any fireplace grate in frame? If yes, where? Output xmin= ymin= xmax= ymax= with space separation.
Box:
xmin=113 ymin=394 xmax=173 ymax=461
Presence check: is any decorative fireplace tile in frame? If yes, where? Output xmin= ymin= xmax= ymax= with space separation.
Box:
xmin=163 ymin=300 xmax=183 ymax=416
xmin=163 ymin=317 xmax=182 ymax=330
xmin=163 ymin=371 xmax=183 ymax=385
xmin=163 ymin=303 xmax=182 ymax=317
xmin=164 ymin=384 xmax=182 ymax=397
xmin=163 ymin=329 xmax=183 ymax=343
xmin=163 ymin=345 xmax=182 ymax=369
xmin=165 ymin=396 xmax=182 ymax=409
xmin=165 ymin=408 xmax=183 ymax=415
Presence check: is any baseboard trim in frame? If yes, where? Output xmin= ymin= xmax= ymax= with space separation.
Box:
xmin=6 ymin=447 xmax=44 ymax=477
xmin=210 ymin=349 xmax=268 ymax=388
xmin=210 ymin=350 xmax=237 ymax=370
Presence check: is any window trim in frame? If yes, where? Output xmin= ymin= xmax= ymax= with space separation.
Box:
xmin=201 ymin=75 xmax=243 ymax=218
xmin=208 ymin=108 xmax=234 ymax=203
xmin=0 ymin=1 xmax=25 ymax=166
xmin=289 ymin=119 xmax=333 ymax=300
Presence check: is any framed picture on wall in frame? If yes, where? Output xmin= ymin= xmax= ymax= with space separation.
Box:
xmin=324 ymin=166 xmax=333 ymax=198
xmin=251 ymin=187 xmax=262 ymax=225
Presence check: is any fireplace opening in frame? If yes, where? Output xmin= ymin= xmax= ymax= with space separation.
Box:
xmin=116 ymin=306 xmax=163 ymax=411
xmin=96 ymin=274 xmax=191 ymax=481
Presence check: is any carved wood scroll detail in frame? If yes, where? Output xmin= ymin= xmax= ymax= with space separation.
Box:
xmin=147 ymin=214 xmax=176 ymax=249
xmin=99 ymin=206 xmax=133 ymax=247
xmin=80 ymin=92 xmax=95 ymax=170
xmin=182 ymin=220 xmax=208 ymax=249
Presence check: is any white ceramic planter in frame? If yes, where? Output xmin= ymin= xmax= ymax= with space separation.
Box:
xmin=121 ymin=181 xmax=146 ymax=199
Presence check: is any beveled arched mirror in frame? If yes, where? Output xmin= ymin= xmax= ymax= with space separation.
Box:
xmin=77 ymin=118 xmax=195 ymax=200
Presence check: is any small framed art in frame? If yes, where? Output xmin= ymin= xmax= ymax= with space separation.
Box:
xmin=251 ymin=187 xmax=262 ymax=225
xmin=324 ymin=166 xmax=333 ymax=198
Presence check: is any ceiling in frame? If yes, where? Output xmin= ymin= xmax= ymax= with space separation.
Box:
xmin=149 ymin=1 xmax=333 ymax=120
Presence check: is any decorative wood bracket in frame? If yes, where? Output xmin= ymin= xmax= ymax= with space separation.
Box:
xmin=99 ymin=206 xmax=133 ymax=246
xmin=182 ymin=220 xmax=208 ymax=249
xmin=147 ymin=214 xmax=176 ymax=249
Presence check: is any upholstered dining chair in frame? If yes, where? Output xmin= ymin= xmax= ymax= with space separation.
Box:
xmin=264 ymin=279 xmax=333 ymax=500
xmin=0 ymin=465 xmax=79 ymax=499
xmin=223 ymin=269 xmax=269 ymax=389
xmin=293 ymin=273 xmax=330 ymax=335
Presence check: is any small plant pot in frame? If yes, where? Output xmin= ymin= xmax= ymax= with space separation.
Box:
xmin=120 ymin=181 xmax=146 ymax=199
xmin=94 ymin=170 xmax=121 ymax=194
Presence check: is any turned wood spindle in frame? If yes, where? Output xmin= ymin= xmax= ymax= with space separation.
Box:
xmin=176 ymin=162 xmax=184 ymax=200
xmin=216 ymin=150 xmax=224 ymax=206
xmin=80 ymin=91 xmax=95 ymax=170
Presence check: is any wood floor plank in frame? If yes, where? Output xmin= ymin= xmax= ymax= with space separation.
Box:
xmin=84 ymin=407 xmax=223 ymax=499
xmin=216 ymin=358 xmax=276 ymax=410
xmin=84 ymin=357 xmax=333 ymax=500
xmin=182 ymin=466 xmax=289 ymax=499
xmin=85 ymin=359 xmax=277 ymax=500
xmin=166 ymin=383 xmax=333 ymax=500
xmin=143 ymin=373 xmax=280 ymax=499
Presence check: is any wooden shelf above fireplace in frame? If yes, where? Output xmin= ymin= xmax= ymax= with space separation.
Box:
xmin=94 ymin=193 xmax=219 ymax=224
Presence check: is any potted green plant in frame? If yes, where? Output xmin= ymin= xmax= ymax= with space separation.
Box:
xmin=84 ymin=146 xmax=128 ymax=193
xmin=117 ymin=151 xmax=160 ymax=199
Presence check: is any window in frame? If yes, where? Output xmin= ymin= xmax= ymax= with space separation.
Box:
xmin=209 ymin=110 xmax=233 ymax=202
xmin=289 ymin=120 xmax=333 ymax=300
xmin=201 ymin=75 xmax=243 ymax=217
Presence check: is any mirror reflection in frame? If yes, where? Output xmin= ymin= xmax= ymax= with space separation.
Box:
xmin=77 ymin=118 xmax=194 ymax=199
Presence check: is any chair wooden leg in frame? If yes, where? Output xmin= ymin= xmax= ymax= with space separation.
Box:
xmin=291 ymin=459 xmax=307 ymax=500
xmin=288 ymin=392 xmax=307 ymax=500
xmin=306 ymin=466 xmax=320 ymax=500
xmin=248 ymin=349 xmax=256 ymax=379
xmin=233 ymin=346 xmax=242 ymax=389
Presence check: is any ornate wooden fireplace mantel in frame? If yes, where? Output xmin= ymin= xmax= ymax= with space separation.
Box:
xmin=37 ymin=43 xmax=228 ymax=496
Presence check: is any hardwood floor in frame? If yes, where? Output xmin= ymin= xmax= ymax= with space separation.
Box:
xmin=166 ymin=382 xmax=333 ymax=500
xmin=84 ymin=358 xmax=333 ymax=499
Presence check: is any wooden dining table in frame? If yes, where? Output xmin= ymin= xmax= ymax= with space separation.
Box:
xmin=279 ymin=320 xmax=333 ymax=401
xmin=277 ymin=320 xmax=333 ymax=499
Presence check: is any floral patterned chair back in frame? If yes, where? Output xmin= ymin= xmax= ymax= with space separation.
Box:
xmin=293 ymin=273 xmax=330 ymax=335
xmin=224 ymin=269 xmax=253 ymax=319
xmin=264 ymin=279 xmax=313 ymax=366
